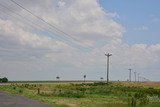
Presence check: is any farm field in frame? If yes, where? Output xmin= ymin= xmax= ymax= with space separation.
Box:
xmin=0 ymin=81 xmax=160 ymax=107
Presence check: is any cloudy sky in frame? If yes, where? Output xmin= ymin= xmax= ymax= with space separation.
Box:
xmin=0 ymin=0 xmax=160 ymax=81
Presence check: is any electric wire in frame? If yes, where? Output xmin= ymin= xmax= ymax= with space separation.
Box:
xmin=9 ymin=0 xmax=93 ymax=51
xmin=0 ymin=1 xmax=93 ymax=51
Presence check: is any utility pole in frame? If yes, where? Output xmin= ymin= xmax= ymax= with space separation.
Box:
xmin=105 ymin=53 xmax=112 ymax=84
xmin=137 ymin=73 xmax=140 ymax=82
xmin=129 ymin=69 xmax=132 ymax=82
xmin=134 ymin=72 xmax=137 ymax=82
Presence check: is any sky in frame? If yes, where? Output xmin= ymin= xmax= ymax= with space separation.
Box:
xmin=100 ymin=0 xmax=160 ymax=45
xmin=0 ymin=0 xmax=160 ymax=81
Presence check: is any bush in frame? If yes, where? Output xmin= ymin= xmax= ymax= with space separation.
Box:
xmin=18 ymin=89 xmax=23 ymax=93
xmin=13 ymin=87 xmax=16 ymax=90
xmin=0 ymin=77 xmax=8 ymax=83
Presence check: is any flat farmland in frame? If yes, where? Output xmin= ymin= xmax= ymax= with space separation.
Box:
xmin=1 ymin=81 xmax=160 ymax=107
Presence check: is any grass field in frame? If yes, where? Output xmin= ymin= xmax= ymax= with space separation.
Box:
xmin=0 ymin=81 xmax=160 ymax=107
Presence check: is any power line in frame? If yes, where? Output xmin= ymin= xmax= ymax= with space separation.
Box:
xmin=1 ymin=0 xmax=93 ymax=51
xmin=0 ymin=2 xmax=92 ymax=51
xmin=0 ymin=4 xmax=64 ymax=53
xmin=0 ymin=2 xmax=74 ymax=45
xmin=10 ymin=0 xmax=80 ymax=44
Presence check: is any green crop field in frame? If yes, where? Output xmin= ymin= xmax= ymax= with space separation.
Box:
xmin=0 ymin=81 xmax=160 ymax=107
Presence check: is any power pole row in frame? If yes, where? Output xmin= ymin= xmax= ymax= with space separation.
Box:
xmin=129 ymin=69 xmax=139 ymax=82
xmin=128 ymin=70 xmax=149 ymax=82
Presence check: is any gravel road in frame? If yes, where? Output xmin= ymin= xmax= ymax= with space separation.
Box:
xmin=0 ymin=91 xmax=52 ymax=107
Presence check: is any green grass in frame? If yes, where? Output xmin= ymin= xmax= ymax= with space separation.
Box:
xmin=0 ymin=82 xmax=160 ymax=107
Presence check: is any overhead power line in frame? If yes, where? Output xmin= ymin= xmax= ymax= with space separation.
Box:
xmin=10 ymin=0 xmax=79 ymax=43
xmin=0 ymin=1 xmax=93 ymax=51
xmin=0 ymin=3 xmax=65 ymax=53
xmin=0 ymin=2 xmax=74 ymax=46
xmin=8 ymin=0 xmax=93 ymax=51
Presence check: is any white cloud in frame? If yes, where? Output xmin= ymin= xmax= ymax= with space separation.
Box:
xmin=19 ymin=0 xmax=125 ymax=44
xmin=58 ymin=1 xmax=66 ymax=7
xmin=0 ymin=19 xmax=70 ymax=61
xmin=0 ymin=0 xmax=160 ymax=81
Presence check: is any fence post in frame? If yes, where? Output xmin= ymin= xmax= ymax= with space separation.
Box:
xmin=38 ymin=88 xmax=40 ymax=94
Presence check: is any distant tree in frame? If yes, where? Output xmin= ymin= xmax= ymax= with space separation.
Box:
xmin=100 ymin=77 xmax=103 ymax=81
xmin=56 ymin=76 xmax=60 ymax=80
xmin=83 ymin=75 xmax=86 ymax=82
xmin=1 ymin=77 xmax=8 ymax=83
xmin=0 ymin=78 xmax=2 ymax=82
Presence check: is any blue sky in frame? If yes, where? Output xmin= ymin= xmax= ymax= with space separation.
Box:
xmin=100 ymin=0 xmax=160 ymax=45
xmin=0 ymin=0 xmax=160 ymax=81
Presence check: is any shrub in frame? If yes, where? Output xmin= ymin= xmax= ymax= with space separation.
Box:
xmin=1 ymin=77 xmax=8 ymax=83
xmin=18 ymin=89 xmax=23 ymax=93
xmin=13 ymin=87 xmax=16 ymax=90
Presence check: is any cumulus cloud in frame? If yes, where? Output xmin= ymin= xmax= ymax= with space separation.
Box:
xmin=0 ymin=19 xmax=70 ymax=61
xmin=0 ymin=0 xmax=159 ymax=81
xmin=12 ymin=0 xmax=124 ymax=44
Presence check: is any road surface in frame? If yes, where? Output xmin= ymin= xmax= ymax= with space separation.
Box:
xmin=0 ymin=91 xmax=52 ymax=107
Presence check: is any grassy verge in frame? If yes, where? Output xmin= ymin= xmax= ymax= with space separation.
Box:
xmin=0 ymin=82 xmax=160 ymax=107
